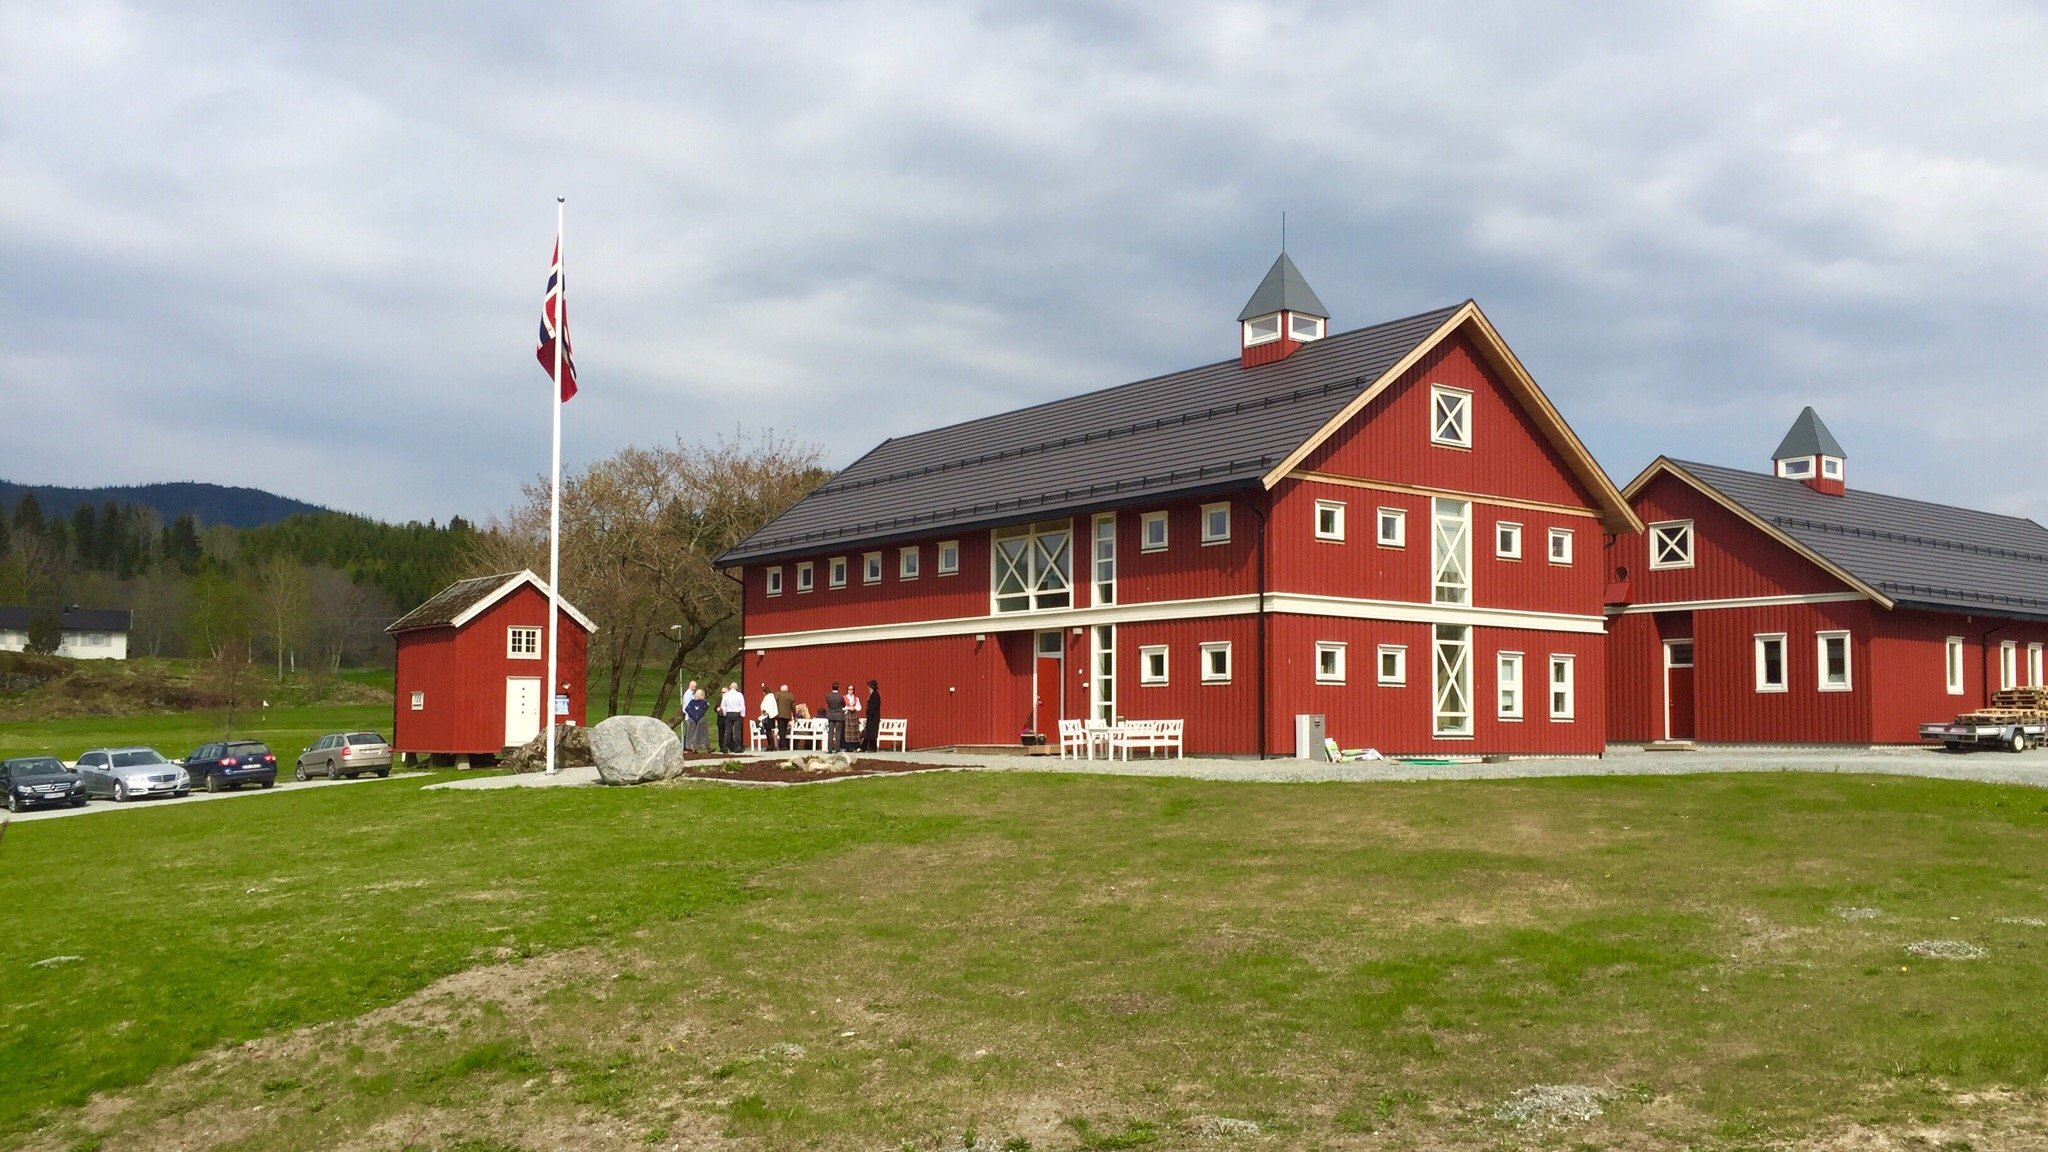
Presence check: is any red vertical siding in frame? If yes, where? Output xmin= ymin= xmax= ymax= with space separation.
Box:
xmin=1604 ymin=611 xmax=1661 ymax=743
xmin=1618 ymin=472 xmax=1851 ymax=603
xmin=392 ymin=585 xmax=590 ymax=756
xmin=1114 ymin=616 xmax=1261 ymax=756
xmin=747 ymin=527 xmax=998 ymax=634
xmin=1671 ymin=601 xmax=1872 ymax=744
xmin=1113 ymin=496 xmax=1261 ymax=606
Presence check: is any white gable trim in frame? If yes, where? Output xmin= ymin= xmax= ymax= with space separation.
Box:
xmin=448 ymin=570 xmax=598 ymax=633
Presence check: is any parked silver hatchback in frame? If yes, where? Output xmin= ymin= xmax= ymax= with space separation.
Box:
xmin=74 ymin=747 xmax=189 ymax=802
xmin=294 ymin=732 xmax=393 ymax=780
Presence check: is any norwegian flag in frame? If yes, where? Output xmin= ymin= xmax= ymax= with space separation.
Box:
xmin=536 ymin=240 xmax=578 ymax=401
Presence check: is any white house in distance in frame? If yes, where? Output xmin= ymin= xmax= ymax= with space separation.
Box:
xmin=0 ymin=607 xmax=133 ymax=660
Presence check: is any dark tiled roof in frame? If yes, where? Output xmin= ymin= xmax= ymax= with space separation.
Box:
xmin=719 ymin=304 xmax=1466 ymax=565
xmin=0 ymin=607 xmax=131 ymax=631
xmin=1673 ymin=460 xmax=2048 ymax=619
xmin=386 ymin=573 xmax=521 ymax=633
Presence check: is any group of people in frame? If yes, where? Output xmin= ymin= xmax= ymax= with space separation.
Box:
xmin=673 ymin=678 xmax=884 ymax=753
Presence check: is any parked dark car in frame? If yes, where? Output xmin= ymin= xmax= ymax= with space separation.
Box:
xmin=294 ymin=732 xmax=392 ymax=780
xmin=179 ymin=741 xmax=279 ymax=792
xmin=2 ymin=756 xmax=87 ymax=811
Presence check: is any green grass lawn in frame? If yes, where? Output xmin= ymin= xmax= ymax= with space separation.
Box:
xmin=5 ymin=771 xmax=2048 ymax=1150
xmin=0 ymin=703 xmax=391 ymax=763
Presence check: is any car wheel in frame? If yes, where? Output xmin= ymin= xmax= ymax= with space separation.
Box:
xmin=375 ymin=768 xmax=390 ymax=778
xmin=294 ymin=763 xmax=307 ymax=782
xmin=113 ymin=782 xmax=128 ymax=803
xmin=205 ymin=773 xmax=221 ymax=794
xmin=260 ymin=780 xmax=274 ymax=789
xmin=2012 ymin=731 xmax=2029 ymax=753
xmin=5 ymin=794 xmax=20 ymax=814
xmin=326 ymin=760 xmax=340 ymax=781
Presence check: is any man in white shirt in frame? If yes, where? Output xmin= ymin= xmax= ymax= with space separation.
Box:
xmin=718 ymin=683 xmax=747 ymax=753
xmin=756 ymin=684 xmax=779 ymax=751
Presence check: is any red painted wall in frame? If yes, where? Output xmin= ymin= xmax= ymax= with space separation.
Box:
xmin=746 ymin=526 xmax=1000 ymax=634
xmin=1114 ymin=616 xmax=1261 ymax=755
xmin=1616 ymin=472 xmax=1849 ymax=603
xmin=393 ymin=587 xmax=590 ymax=756
xmin=1112 ymin=495 xmax=1262 ymax=606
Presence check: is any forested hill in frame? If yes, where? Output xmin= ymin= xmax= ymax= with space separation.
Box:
xmin=0 ymin=480 xmax=330 ymax=529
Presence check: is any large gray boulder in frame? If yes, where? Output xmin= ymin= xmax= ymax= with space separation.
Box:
xmin=588 ymin=715 xmax=688 ymax=785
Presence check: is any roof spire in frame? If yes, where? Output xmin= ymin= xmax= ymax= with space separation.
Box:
xmin=1771 ymin=406 xmax=1847 ymax=495
xmin=1236 ymin=252 xmax=1329 ymax=323
xmin=1772 ymin=406 xmax=1845 ymax=461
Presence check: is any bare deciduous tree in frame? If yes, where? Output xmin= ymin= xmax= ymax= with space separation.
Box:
xmin=255 ymin=556 xmax=313 ymax=679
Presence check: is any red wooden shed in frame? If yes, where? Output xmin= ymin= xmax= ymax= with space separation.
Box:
xmin=387 ymin=570 xmax=596 ymax=758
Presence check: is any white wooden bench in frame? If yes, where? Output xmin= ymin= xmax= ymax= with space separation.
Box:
xmin=876 ymin=718 xmax=907 ymax=751
xmin=787 ymin=717 xmax=830 ymax=752
xmin=1057 ymin=718 xmax=1088 ymax=759
xmin=1109 ymin=719 xmax=1184 ymax=760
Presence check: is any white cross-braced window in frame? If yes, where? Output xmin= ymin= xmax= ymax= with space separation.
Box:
xmin=1430 ymin=386 xmax=1471 ymax=448
xmin=1649 ymin=521 xmax=1694 ymax=570
xmin=1433 ymin=624 xmax=1473 ymax=736
xmin=992 ymin=521 xmax=1073 ymax=613
xmin=1432 ymin=498 xmax=1471 ymax=605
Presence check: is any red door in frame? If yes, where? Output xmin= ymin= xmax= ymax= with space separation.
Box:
xmin=1664 ymin=640 xmax=1696 ymax=740
xmin=1034 ymin=630 xmax=1064 ymax=733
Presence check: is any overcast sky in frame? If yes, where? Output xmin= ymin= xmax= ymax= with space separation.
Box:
xmin=5 ymin=2 xmax=2048 ymax=525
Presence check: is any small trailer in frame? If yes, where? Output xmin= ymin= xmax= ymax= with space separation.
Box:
xmin=1920 ymin=718 xmax=2048 ymax=752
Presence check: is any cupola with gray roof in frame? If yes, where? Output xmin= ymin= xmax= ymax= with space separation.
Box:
xmin=1771 ymin=406 xmax=1847 ymax=495
xmin=1237 ymin=253 xmax=1330 ymax=368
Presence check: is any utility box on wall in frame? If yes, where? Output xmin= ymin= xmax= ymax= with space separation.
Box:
xmin=1294 ymin=714 xmax=1328 ymax=761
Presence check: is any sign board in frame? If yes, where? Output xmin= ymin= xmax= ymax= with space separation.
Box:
xmin=554 ymin=694 xmax=570 ymax=716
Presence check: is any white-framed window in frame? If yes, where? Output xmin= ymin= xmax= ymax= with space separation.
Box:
xmin=1548 ymin=528 xmax=1573 ymax=565
xmin=1092 ymin=513 xmax=1116 ymax=605
xmin=1314 ymin=500 xmax=1345 ymax=541
xmin=1434 ymin=626 xmax=1473 ymax=735
xmin=1648 ymin=520 xmax=1694 ymax=570
xmin=765 ymin=566 xmax=784 ymax=596
xmin=1946 ymin=636 xmax=1965 ymax=695
xmin=1242 ymin=313 xmax=1281 ymax=346
xmin=1378 ymin=644 xmax=1407 ymax=687
xmin=1755 ymin=633 xmax=1787 ymax=692
xmin=1201 ymin=502 xmax=1231 ymax=545
xmin=2001 ymin=641 xmax=2019 ymax=691
xmin=828 ymin=557 xmax=848 ymax=588
xmin=2031 ymin=643 xmax=2043 ymax=688
xmin=1430 ymin=385 xmax=1472 ymax=448
xmin=863 ymin=551 xmax=883 ymax=585
xmin=1495 ymin=521 xmax=1523 ymax=560
xmin=1432 ymin=498 xmax=1471 ymax=605
xmin=1200 ymin=642 xmax=1232 ymax=684
xmin=991 ymin=521 xmax=1072 ymax=613
xmin=1140 ymin=645 xmax=1169 ymax=685
xmin=1141 ymin=511 xmax=1169 ymax=552
xmin=1091 ymin=625 xmax=1117 ymax=724
xmin=1817 ymin=630 xmax=1852 ymax=692
xmin=899 ymin=547 xmax=919 ymax=580
xmin=1315 ymin=641 xmax=1346 ymax=684
xmin=1779 ymin=458 xmax=1813 ymax=478
xmin=1822 ymin=457 xmax=1843 ymax=479
xmin=410 ymin=690 xmax=425 ymax=711
xmin=1497 ymin=651 xmax=1523 ymax=720
xmin=1548 ymin=655 xmax=1575 ymax=720
xmin=1377 ymin=507 xmax=1406 ymax=548
xmin=1288 ymin=313 xmax=1325 ymax=341
xmin=937 ymin=541 xmax=960 ymax=576
xmin=796 ymin=561 xmax=815 ymax=592
xmin=507 ymin=626 xmax=541 ymax=659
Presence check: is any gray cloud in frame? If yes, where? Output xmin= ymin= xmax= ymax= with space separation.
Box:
xmin=4 ymin=1 xmax=2047 ymax=522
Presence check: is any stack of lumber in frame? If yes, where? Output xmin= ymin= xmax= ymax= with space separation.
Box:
xmin=1993 ymin=686 xmax=2048 ymax=710
xmin=1956 ymin=687 xmax=2048 ymax=724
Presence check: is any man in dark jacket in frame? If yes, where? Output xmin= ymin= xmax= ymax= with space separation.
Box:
xmin=858 ymin=679 xmax=883 ymax=752
xmin=824 ymin=683 xmax=846 ymax=752
xmin=773 ymin=684 xmax=795 ymax=750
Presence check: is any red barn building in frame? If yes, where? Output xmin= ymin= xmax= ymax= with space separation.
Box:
xmin=388 ymin=570 xmax=595 ymax=759
xmin=1608 ymin=409 xmax=2048 ymax=745
xmin=716 ymin=256 xmax=1640 ymax=756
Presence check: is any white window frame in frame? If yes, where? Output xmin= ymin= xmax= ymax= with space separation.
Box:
xmin=1314 ymin=500 xmax=1346 ymax=542
xmin=1946 ymin=636 xmax=1965 ymax=695
xmin=410 ymin=690 xmax=425 ymax=711
xmin=765 ymin=566 xmax=783 ymax=597
xmin=1315 ymin=641 xmax=1347 ymax=685
xmin=1091 ymin=625 xmax=1117 ymax=724
xmin=1548 ymin=654 xmax=1576 ymax=721
xmin=1497 ymin=651 xmax=1523 ymax=720
xmin=1139 ymin=645 xmax=1169 ymax=686
xmin=1377 ymin=507 xmax=1406 ymax=548
xmin=507 ymin=626 xmax=541 ymax=659
xmin=1201 ymin=502 xmax=1231 ymax=546
xmin=1092 ymin=513 xmax=1116 ymax=605
xmin=1754 ymin=633 xmax=1787 ymax=693
xmin=991 ymin=521 xmax=1073 ymax=614
xmin=1548 ymin=528 xmax=1573 ymax=566
xmin=1495 ymin=521 xmax=1523 ymax=560
xmin=828 ymin=557 xmax=848 ymax=588
xmin=1429 ymin=385 xmax=1472 ymax=448
xmin=899 ymin=547 xmax=919 ymax=580
xmin=1242 ymin=313 xmax=1282 ymax=346
xmin=1779 ymin=458 xmax=1813 ymax=478
xmin=1821 ymin=456 xmax=1843 ymax=479
xmin=937 ymin=540 xmax=960 ymax=576
xmin=796 ymin=561 xmax=814 ymax=592
xmin=2031 ymin=643 xmax=2044 ymax=688
xmin=2001 ymin=640 xmax=2019 ymax=691
xmin=1288 ymin=312 xmax=1324 ymax=341
xmin=1816 ymin=630 xmax=1852 ymax=692
xmin=1377 ymin=644 xmax=1407 ymax=687
xmin=1432 ymin=498 xmax=1472 ymax=606
xmin=863 ymin=551 xmax=883 ymax=585
xmin=1434 ymin=626 xmax=1474 ymax=736
xmin=1200 ymin=641 xmax=1232 ymax=684
xmin=1648 ymin=520 xmax=1695 ymax=570
xmin=1141 ymin=511 xmax=1169 ymax=552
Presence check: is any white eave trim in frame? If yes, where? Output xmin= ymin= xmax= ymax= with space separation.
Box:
xmin=1265 ymin=593 xmax=1607 ymax=635
xmin=1608 ymin=592 xmax=1869 ymax=616
xmin=446 ymin=570 xmax=599 ymax=633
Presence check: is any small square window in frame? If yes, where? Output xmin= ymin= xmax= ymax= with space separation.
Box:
xmin=863 ymin=551 xmax=882 ymax=584
xmin=1377 ymin=645 xmax=1407 ymax=686
xmin=1201 ymin=502 xmax=1231 ymax=545
xmin=1314 ymin=500 xmax=1345 ymax=541
xmin=796 ymin=562 xmax=815 ymax=592
xmin=1377 ymin=507 xmax=1406 ymax=548
xmin=765 ymin=566 xmax=784 ymax=596
xmin=1141 ymin=511 xmax=1169 ymax=552
xmin=1140 ymin=645 xmax=1169 ymax=685
xmin=1200 ymin=642 xmax=1232 ymax=683
xmin=1289 ymin=313 xmax=1324 ymax=341
xmin=1496 ymin=522 xmax=1523 ymax=560
xmin=507 ymin=626 xmax=541 ymax=659
xmin=1648 ymin=521 xmax=1694 ymax=570
xmin=900 ymin=547 xmax=920 ymax=580
xmin=410 ymin=690 xmax=425 ymax=711
xmin=1548 ymin=528 xmax=1573 ymax=565
xmin=937 ymin=541 xmax=960 ymax=575
xmin=828 ymin=557 xmax=848 ymax=588
xmin=1822 ymin=457 xmax=1842 ymax=478
xmin=1315 ymin=642 xmax=1346 ymax=684
xmin=1430 ymin=385 xmax=1471 ymax=448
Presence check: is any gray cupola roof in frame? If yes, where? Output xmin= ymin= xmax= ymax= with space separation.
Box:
xmin=1236 ymin=253 xmax=1329 ymax=322
xmin=1772 ymin=406 xmax=1846 ymax=461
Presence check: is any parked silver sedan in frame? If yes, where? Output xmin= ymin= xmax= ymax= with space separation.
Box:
xmin=294 ymin=732 xmax=393 ymax=780
xmin=74 ymin=747 xmax=190 ymax=802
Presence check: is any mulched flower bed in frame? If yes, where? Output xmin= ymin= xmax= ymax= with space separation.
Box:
xmin=673 ymin=759 xmax=963 ymax=784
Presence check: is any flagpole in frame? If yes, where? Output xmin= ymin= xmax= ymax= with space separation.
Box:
xmin=544 ymin=195 xmax=565 ymax=776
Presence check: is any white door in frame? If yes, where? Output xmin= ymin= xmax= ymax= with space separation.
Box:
xmin=505 ymin=677 xmax=542 ymax=747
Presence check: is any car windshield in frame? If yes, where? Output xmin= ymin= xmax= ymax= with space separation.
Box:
xmin=6 ymin=757 xmax=67 ymax=775
xmin=111 ymin=750 xmax=167 ymax=768
xmin=228 ymin=743 xmax=271 ymax=756
xmin=347 ymin=733 xmax=386 ymax=745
